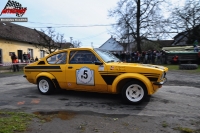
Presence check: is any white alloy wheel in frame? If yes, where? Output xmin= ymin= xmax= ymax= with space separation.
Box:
xmin=37 ymin=77 xmax=54 ymax=95
xmin=39 ymin=79 xmax=50 ymax=93
xmin=122 ymin=81 xmax=147 ymax=104
xmin=125 ymin=84 xmax=144 ymax=102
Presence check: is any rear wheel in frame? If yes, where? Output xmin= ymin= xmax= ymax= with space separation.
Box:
xmin=37 ymin=77 xmax=55 ymax=95
xmin=122 ymin=81 xmax=147 ymax=104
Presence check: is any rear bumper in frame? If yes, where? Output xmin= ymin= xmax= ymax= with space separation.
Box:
xmin=153 ymin=78 xmax=167 ymax=85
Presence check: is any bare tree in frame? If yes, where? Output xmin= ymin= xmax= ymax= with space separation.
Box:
xmin=35 ymin=28 xmax=66 ymax=54
xmin=72 ymin=40 xmax=82 ymax=48
xmin=169 ymin=0 xmax=200 ymax=44
xmin=109 ymin=0 xmax=167 ymax=52
xmin=68 ymin=37 xmax=82 ymax=48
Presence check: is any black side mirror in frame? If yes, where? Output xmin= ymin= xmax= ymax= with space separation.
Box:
xmin=95 ymin=61 xmax=103 ymax=65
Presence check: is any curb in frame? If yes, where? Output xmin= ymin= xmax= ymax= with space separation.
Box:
xmin=0 ymin=70 xmax=13 ymax=73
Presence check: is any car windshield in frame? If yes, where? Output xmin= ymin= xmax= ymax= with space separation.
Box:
xmin=94 ymin=48 xmax=121 ymax=63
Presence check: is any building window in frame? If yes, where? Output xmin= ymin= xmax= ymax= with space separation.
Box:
xmin=28 ymin=48 xmax=33 ymax=59
xmin=40 ymin=50 xmax=45 ymax=58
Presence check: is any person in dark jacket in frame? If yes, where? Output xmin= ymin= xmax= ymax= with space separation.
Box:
xmin=23 ymin=52 xmax=28 ymax=62
xmin=35 ymin=56 xmax=39 ymax=62
xmin=11 ymin=53 xmax=19 ymax=72
xmin=120 ymin=51 xmax=126 ymax=62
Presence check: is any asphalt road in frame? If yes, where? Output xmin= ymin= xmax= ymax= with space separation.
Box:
xmin=0 ymin=71 xmax=200 ymax=133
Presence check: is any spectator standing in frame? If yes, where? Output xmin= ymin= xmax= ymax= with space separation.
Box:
xmin=141 ymin=51 xmax=145 ymax=63
xmin=23 ymin=52 xmax=28 ymax=62
xmin=134 ymin=51 xmax=138 ymax=63
xmin=144 ymin=51 xmax=148 ymax=64
xmin=147 ymin=50 xmax=151 ymax=64
xmin=193 ymin=40 xmax=199 ymax=52
xmin=162 ymin=51 xmax=167 ymax=64
xmin=121 ymin=51 xmax=126 ymax=62
xmin=119 ymin=52 xmax=122 ymax=60
xmin=157 ymin=51 xmax=161 ymax=64
xmin=126 ymin=52 xmax=130 ymax=62
xmin=30 ymin=58 xmax=34 ymax=63
xmin=35 ymin=56 xmax=39 ymax=62
xmin=27 ymin=52 xmax=30 ymax=61
xmin=152 ymin=51 xmax=156 ymax=64
xmin=172 ymin=55 xmax=179 ymax=64
xmin=137 ymin=51 xmax=141 ymax=63
xmin=131 ymin=51 xmax=135 ymax=62
xmin=11 ymin=53 xmax=19 ymax=72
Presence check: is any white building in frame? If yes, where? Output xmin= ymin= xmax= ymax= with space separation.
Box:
xmin=99 ymin=36 xmax=123 ymax=52
xmin=99 ymin=36 xmax=135 ymax=52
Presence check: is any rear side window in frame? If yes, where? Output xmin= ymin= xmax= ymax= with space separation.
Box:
xmin=69 ymin=50 xmax=99 ymax=64
xmin=47 ymin=52 xmax=67 ymax=64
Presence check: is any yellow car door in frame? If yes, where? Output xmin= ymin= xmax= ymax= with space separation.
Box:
xmin=66 ymin=50 xmax=108 ymax=92
xmin=46 ymin=51 xmax=68 ymax=89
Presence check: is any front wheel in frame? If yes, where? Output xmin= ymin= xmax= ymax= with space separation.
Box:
xmin=37 ymin=77 xmax=55 ymax=95
xmin=122 ymin=81 xmax=147 ymax=104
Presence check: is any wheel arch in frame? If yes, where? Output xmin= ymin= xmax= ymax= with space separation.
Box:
xmin=111 ymin=73 xmax=153 ymax=95
xmin=36 ymin=72 xmax=59 ymax=89
xmin=36 ymin=72 xmax=55 ymax=82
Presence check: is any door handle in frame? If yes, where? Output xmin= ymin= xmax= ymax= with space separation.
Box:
xmin=68 ymin=66 xmax=73 ymax=69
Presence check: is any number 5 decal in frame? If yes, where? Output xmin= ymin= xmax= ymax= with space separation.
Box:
xmin=83 ymin=70 xmax=88 ymax=79
xmin=76 ymin=67 xmax=94 ymax=85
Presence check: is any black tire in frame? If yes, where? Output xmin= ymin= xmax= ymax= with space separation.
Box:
xmin=37 ymin=77 xmax=55 ymax=95
xmin=121 ymin=81 xmax=148 ymax=104
xmin=179 ymin=64 xmax=198 ymax=70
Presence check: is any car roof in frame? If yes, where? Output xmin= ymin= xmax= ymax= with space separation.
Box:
xmin=68 ymin=47 xmax=94 ymax=50
xmin=51 ymin=47 xmax=97 ymax=54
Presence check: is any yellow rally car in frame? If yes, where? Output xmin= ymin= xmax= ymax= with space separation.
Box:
xmin=23 ymin=48 xmax=168 ymax=104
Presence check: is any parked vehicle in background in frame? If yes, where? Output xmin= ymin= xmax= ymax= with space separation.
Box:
xmin=164 ymin=51 xmax=200 ymax=64
xmin=162 ymin=46 xmax=200 ymax=64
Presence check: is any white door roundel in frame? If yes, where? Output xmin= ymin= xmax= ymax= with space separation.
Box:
xmin=76 ymin=67 xmax=94 ymax=85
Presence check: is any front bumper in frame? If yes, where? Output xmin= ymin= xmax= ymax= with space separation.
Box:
xmin=153 ymin=78 xmax=167 ymax=85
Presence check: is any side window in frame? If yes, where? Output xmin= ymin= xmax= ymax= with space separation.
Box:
xmin=47 ymin=52 xmax=67 ymax=64
xmin=69 ymin=50 xmax=99 ymax=64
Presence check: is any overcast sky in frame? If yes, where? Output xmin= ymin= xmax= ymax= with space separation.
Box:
xmin=0 ymin=0 xmax=185 ymax=48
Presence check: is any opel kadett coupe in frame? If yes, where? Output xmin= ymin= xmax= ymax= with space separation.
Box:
xmin=23 ymin=48 xmax=168 ymax=104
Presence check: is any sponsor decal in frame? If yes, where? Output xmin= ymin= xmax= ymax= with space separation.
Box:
xmin=110 ymin=66 xmax=114 ymax=70
xmin=98 ymin=65 xmax=104 ymax=71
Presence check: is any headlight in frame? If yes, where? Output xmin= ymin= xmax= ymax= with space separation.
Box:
xmin=160 ymin=72 xmax=165 ymax=80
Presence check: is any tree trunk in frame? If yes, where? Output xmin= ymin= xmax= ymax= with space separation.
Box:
xmin=136 ymin=0 xmax=142 ymax=52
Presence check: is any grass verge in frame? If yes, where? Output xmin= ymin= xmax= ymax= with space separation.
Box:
xmin=0 ymin=111 xmax=35 ymax=133
xmin=173 ymin=126 xmax=195 ymax=133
